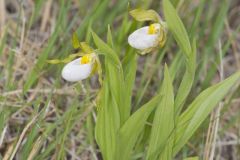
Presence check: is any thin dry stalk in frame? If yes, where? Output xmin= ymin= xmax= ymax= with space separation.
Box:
xmin=3 ymin=143 xmax=14 ymax=160
xmin=20 ymin=5 xmax=26 ymax=52
xmin=27 ymin=136 xmax=43 ymax=160
xmin=209 ymin=41 xmax=224 ymax=160
xmin=0 ymin=0 xmax=5 ymax=39
xmin=65 ymin=148 xmax=82 ymax=160
xmin=204 ymin=41 xmax=225 ymax=160
xmin=3 ymin=88 xmax=83 ymax=96
xmin=204 ymin=113 xmax=215 ymax=159
xmin=216 ymin=139 xmax=240 ymax=146
xmin=0 ymin=125 xmax=8 ymax=147
xmin=89 ymin=146 xmax=98 ymax=160
xmin=40 ymin=0 xmax=52 ymax=32
xmin=9 ymin=115 xmax=39 ymax=160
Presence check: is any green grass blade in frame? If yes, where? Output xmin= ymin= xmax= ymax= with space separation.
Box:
xmin=0 ymin=110 xmax=6 ymax=135
xmin=56 ymin=103 xmax=77 ymax=159
xmin=23 ymin=0 xmax=70 ymax=92
xmin=107 ymin=25 xmax=114 ymax=48
xmin=195 ymin=0 xmax=230 ymax=89
xmin=20 ymin=125 xmax=38 ymax=159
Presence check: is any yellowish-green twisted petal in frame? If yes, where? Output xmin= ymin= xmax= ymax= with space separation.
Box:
xmin=130 ymin=9 xmax=161 ymax=23
xmin=72 ymin=32 xmax=81 ymax=49
xmin=80 ymin=42 xmax=94 ymax=54
xmin=47 ymin=52 xmax=85 ymax=64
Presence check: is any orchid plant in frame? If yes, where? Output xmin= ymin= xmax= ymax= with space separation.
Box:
xmin=48 ymin=0 xmax=240 ymax=159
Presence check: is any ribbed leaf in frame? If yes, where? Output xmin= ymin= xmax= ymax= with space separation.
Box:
xmin=92 ymin=31 xmax=120 ymax=67
xmin=147 ymin=65 xmax=174 ymax=160
xmin=95 ymin=82 xmax=119 ymax=160
xmin=92 ymin=31 xmax=130 ymax=124
xmin=163 ymin=0 xmax=192 ymax=57
xmin=175 ymin=39 xmax=196 ymax=114
xmin=130 ymin=9 xmax=161 ymax=23
xmin=93 ymin=30 xmax=122 ymax=160
xmin=174 ymin=71 xmax=240 ymax=154
xmin=122 ymin=52 xmax=137 ymax=116
xmin=115 ymin=94 xmax=162 ymax=160
xmin=163 ymin=0 xmax=196 ymax=114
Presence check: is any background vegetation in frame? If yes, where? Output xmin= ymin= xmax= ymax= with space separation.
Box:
xmin=0 ymin=0 xmax=239 ymax=159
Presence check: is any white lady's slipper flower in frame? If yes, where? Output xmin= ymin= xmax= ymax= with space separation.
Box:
xmin=128 ymin=23 xmax=167 ymax=54
xmin=61 ymin=54 xmax=96 ymax=82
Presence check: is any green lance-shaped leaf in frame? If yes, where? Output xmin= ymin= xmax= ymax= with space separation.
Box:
xmin=130 ymin=9 xmax=161 ymax=23
xmin=173 ymin=71 xmax=240 ymax=155
xmin=175 ymin=39 xmax=196 ymax=114
xmin=91 ymin=31 xmax=120 ymax=66
xmin=115 ymin=94 xmax=162 ymax=160
xmin=163 ymin=0 xmax=192 ymax=57
xmin=95 ymin=82 xmax=120 ymax=160
xmin=122 ymin=51 xmax=138 ymax=116
xmin=147 ymin=65 xmax=174 ymax=160
xmin=163 ymin=0 xmax=196 ymax=113
xmin=92 ymin=31 xmax=130 ymax=124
